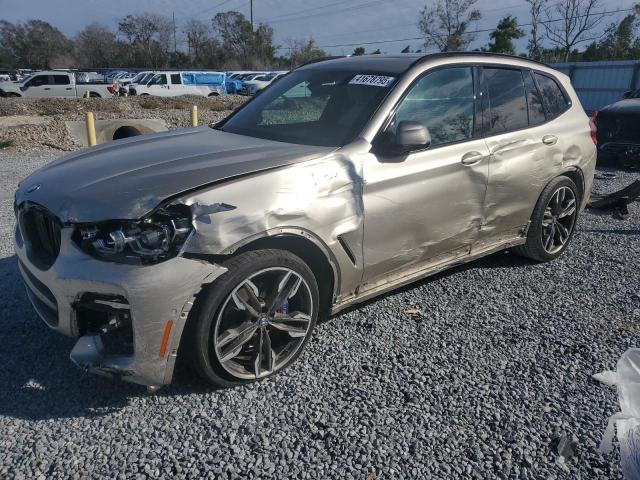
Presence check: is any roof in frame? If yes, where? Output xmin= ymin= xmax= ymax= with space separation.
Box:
xmin=299 ymin=52 xmax=550 ymax=75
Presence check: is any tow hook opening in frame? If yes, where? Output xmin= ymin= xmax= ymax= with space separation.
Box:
xmin=75 ymin=293 xmax=134 ymax=356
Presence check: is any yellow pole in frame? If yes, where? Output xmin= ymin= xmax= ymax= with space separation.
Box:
xmin=191 ymin=105 xmax=198 ymax=127
xmin=86 ymin=112 xmax=97 ymax=147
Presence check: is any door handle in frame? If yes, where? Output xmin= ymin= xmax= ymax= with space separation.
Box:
xmin=43 ymin=87 xmax=51 ymax=90
xmin=542 ymin=135 xmax=558 ymax=145
xmin=461 ymin=151 xmax=485 ymax=166
xmin=66 ymin=87 xmax=72 ymax=90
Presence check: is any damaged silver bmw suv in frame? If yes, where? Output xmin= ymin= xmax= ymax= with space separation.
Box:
xmin=14 ymin=53 xmax=596 ymax=389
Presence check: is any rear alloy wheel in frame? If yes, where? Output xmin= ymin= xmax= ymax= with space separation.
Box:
xmin=512 ymin=176 xmax=579 ymax=262
xmin=541 ymin=186 xmax=577 ymax=254
xmin=188 ymin=249 xmax=319 ymax=387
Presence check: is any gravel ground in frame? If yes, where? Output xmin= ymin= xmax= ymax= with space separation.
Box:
xmin=0 ymin=150 xmax=638 ymax=479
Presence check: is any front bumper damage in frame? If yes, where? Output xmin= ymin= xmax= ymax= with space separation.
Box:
xmin=15 ymin=226 xmax=226 ymax=388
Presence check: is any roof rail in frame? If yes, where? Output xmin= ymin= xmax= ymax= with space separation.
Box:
xmin=409 ymin=51 xmax=551 ymax=69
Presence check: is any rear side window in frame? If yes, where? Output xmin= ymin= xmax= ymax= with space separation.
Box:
xmin=53 ymin=75 xmax=70 ymax=85
xmin=534 ymin=73 xmax=569 ymax=118
xmin=484 ymin=68 xmax=528 ymax=134
xmin=393 ymin=67 xmax=475 ymax=147
xmin=170 ymin=74 xmax=181 ymax=85
xmin=523 ymin=72 xmax=545 ymax=125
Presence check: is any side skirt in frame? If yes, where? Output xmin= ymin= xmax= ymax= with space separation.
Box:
xmin=330 ymin=236 xmax=526 ymax=315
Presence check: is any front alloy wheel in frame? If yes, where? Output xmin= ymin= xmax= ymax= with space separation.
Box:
xmin=214 ymin=267 xmax=313 ymax=380
xmin=187 ymin=249 xmax=319 ymax=387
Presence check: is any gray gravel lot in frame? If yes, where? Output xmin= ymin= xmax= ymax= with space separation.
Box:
xmin=0 ymin=151 xmax=638 ymax=479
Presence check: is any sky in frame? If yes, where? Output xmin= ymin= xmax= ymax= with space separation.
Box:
xmin=0 ymin=0 xmax=634 ymax=56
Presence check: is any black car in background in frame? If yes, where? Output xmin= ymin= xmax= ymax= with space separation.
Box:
xmin=594 ymin=88 xmax=640 ymax=168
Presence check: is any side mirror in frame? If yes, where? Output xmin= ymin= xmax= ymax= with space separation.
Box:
xmin=395 ymin=121 xmax=431 ymax=151
xmin=622 ymin=90 xmax=633 ymax=99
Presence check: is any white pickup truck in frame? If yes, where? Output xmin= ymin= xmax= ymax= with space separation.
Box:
xmin=0 ymin=71 xmax=113 ymax=98
xmin=131 ymin=71 xmax=226 ymax=97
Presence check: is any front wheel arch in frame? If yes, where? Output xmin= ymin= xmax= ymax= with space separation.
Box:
xmin=230 ymin=233 xmax=337 ymax=318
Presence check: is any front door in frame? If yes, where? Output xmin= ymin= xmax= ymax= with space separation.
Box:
xmin=362 ymin=66 xmax=489 ymax=289
xmin=22 ymin=74 xmax=51 ymax=97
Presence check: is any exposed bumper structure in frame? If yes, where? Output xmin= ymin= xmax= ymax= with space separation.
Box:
xmin=14 ymin=225 xmax=226 ymax=387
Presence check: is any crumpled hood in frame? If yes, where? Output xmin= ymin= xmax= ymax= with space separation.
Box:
xmin=600 ymin=98 xmax=640 ymax=114
xmin=15 ymin=126 xmax=335 ymax=223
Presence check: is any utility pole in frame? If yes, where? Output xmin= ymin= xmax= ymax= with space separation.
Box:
xmin=172 ymin=11 xmax=177 ymax=53
xmin=250 ymin=0 xmax=254 ymax=31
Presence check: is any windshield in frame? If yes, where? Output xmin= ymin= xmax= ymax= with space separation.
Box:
xmin=219 ymin=69 xmax=396 ymax=147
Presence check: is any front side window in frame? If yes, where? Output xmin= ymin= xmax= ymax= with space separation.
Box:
xmin=150 ymin=74 xmax=167 ymax=85
xmin=485 ymin=68 xmax=528 ymax=134
xmin=534 ymin=73 xmax=569 ymax=118
xmin=27 ymin=75 xmax=48 ymax=87
xmin=170 ymin=74 xmax=181 ymax=85
xmin=220 ymin=69 xmax=395 ymax=147
xmin=53 ymin=75 xmax=70 ymax=85
xmin=391 ymin=67 xmax=475 ymax=147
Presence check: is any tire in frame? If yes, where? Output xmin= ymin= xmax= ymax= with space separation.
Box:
xmin=89 ymin=92 xmax=101 ymax=98
xmin=512 ymin=176 xmax=580 ymax=262
xmin=208 ymin=92 xmax=219 ymax=97
xmin=186 ymin=249 xmax=319 ymax=387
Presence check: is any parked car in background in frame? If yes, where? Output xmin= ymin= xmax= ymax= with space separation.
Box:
xmin=13 ymin=53 xmax=595 ymax=389
xmin=130 ymin=71 xmax=226 ymax=97
xmin=593 ymin=88 xmax=640 ymax=168
xmin=0 ymin=71 xmax=113 ymax=98
xmin=117 ymin=71 xmax=153 ymax=96
xmin=240 ymin=72 xmax=287 ymax=96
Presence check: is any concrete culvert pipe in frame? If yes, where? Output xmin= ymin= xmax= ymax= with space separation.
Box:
xmin=113 ymin=126 xmax=142 ymax=140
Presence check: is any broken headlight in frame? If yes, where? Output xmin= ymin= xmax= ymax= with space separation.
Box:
xmin=73 ymin=205 xmax=193 ymax=264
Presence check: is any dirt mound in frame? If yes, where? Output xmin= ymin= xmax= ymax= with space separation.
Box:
xmin=0 ymin=95 xmax=248 ymax=152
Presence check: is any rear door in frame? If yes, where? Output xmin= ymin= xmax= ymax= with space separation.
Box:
xmin=51 ymin=74 xmax=73 ymax=97
xmin=478 ymin=66 xmax=556 ymax=248
xmin=362 ymin=66 xmax=490 ymax=286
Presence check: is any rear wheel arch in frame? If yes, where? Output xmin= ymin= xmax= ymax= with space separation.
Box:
xmin=562 ymin=167 xmax=585 ymax=205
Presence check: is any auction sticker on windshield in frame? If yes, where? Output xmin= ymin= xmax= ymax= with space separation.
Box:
xmin=349 ymin=74 xmax=396 ymax=87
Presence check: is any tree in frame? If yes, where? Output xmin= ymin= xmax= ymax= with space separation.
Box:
xmin=487 ymin=16 xmax=524 ymax=54
xmin=351 ymin=46 xmax=365 ymax=55
xmin=118 ymin=13 xmax=173 ymax=67
xmin=598 ymin=14 xmax=639 ymax=59
xmin=418 ymin=0 xmax=481 ymax=52
xmin=526 ymin=0 xmax=546 ymax=59
xmin=287 ymin=39 xmax=326 ymax=68
xmin=75 ymin=23 xmax=120 ymax=68
xmin=0 ymin=20 xmax=72 ymax=68
xmin=543 ymin=0 xmax=608 ymax=62
xmin=184 ymin=19 xmax=224 ymax=67
xmin=212 ymin=11 xmax=276 ymax=69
